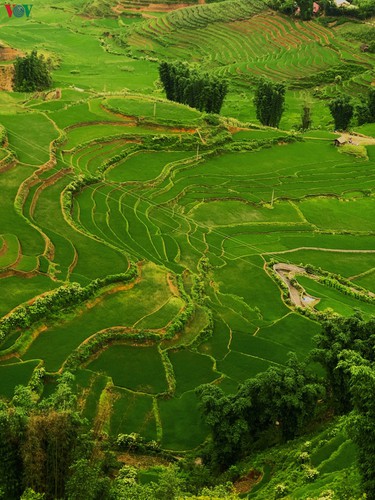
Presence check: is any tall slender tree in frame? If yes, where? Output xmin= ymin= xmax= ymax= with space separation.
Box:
xmin=158 ymin=61 xmax=228 ymax=114
xmin=254 ymin=78 xmax=286 ymax=128
xmin=328 ymin=95 xmax=353 ymax=130
xmin=368 ymin=87 xmax=375 ymax=122
xmin=300 ymin=101 xmax=312 ymax=130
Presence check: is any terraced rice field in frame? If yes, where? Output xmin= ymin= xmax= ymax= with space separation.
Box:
xmin=127 ymin=6 xmax=372 ymax=87
xmin=1 ymin=92 xmax=374 ymax=450
xmin=0 ymin=0 xmax=374 ymax=453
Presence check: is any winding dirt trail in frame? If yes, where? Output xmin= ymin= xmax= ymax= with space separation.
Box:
xmin=273 ymin=263 xmax=319 ymax=308
xmin=265 ymin=247 xmax=375 ymax=256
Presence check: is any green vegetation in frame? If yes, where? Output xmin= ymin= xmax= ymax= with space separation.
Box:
xmin=13 ymin=51 xmax=52 ymax=92
xmin=0 ymin=0 xmax=374 ymax=497
xmin=87 ymin=344 xmax=168 ymax=393
xmin=254 ymin=78 xmax=286 ymax=128
xmin=159 ymin=61 xmax=228 ymax=113
xmin=329 ymin=95 xmax=354 ymax=130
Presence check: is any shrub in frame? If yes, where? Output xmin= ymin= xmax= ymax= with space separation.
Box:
xmin=304 ymin=466 xmax=319 ymax=482
xmin=274 ymin=483 xmax=289 ymax=498
xmin=339 ymin=144 xmax=368 ymax=159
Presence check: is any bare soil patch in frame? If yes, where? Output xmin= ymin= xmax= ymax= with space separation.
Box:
xmin=0 ymin=46 xmax=22 ymax=61
xmin=339 ymin=132 xmax=375 ymax=146
xmin=234 ymin=469 xmax=262 ymax=494
xmin=273 ymin=263 xmax=319 ymax=308
xmin=0 ymin=65 xmax=14 ymax=91
xmin=116 ymin=451 xmax=171 ymax=468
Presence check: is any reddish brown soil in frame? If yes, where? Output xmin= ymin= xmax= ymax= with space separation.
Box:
xmin=113 ymin=2 xmax=196 ymax=13
xmin=234 ymin=469 xmax=262 ymax=494
xmin=116 ymin=451 xmax=171 ymax=468
xmin=0 ymin=46 xmax=22 ymax=61
xmin=0 ymin=238 xmax=8 ymax=257
xmin=166 ymin=272 xmax=180 ymax=296
xmin=0 ymin=65 xmax=14 ymax=91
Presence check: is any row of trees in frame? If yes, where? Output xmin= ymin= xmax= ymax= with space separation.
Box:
xmin=270 ymin=0 xmax=314 ymax=19
xmin=271 ymin=0 xmax=375 ymax=20
xmin=159 ymin=61 xmax=228 ymax=114
xmin=252 ymin=77 xmax=375 ymax=131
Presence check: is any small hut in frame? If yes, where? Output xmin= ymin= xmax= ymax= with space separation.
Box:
xmin=334 ymin=136 xmax=347 ymax=147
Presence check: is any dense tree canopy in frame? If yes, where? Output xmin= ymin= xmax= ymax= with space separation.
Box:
xmin=253 ymin=78 xmax=286 ymax=128
xmin=312 ymin=316 xmax=375 ymax=497
xmin=297 ymin=0 xmax=314 ymax=20
xmin=368 ymin=87 xmax=375 ymax=122
xmin=312 ymin=315 xmax=375 ymax=412
xmin=13 ymin=50 xmax=52 ymax=92
xmin=0 ymin=373 xmax=89 ymax=500
xmin=328 ymin=95 xmax=354 ymax=130
xmin=159 ymin=61 xmax=228 ymax=114
xmin=197 ymin=355 xmax=324 ymax=469
xmin=337 ymin=352 xmax=375 ymax=499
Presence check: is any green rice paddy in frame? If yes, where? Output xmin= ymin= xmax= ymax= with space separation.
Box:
xmin=0 ymin=0 xmax=373 ymax=454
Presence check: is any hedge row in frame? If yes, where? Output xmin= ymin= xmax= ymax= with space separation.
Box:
xmin=62 ymin=273 xmax=193 ymax=371
xmin=0 ymin=125 xmax=7 ymax=146
xmin=159 ymin=346 xmax=176 ymax=397
xmin=63 ymin=327 xmax=159 ymax=372
xmin=0 ymin=263 xmax=138 ymax=345
xmin=317 ymin=275 xmax=375 ymax=304
xmin=189 ymin=307 xmax=214 ymax=350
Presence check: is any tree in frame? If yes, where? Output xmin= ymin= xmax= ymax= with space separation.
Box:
xmin=110 ymin=466 xmax=155 ymax=499
xmin=197 ymin=356 xmax=324 ymax=469
xmin=328 ymin=95 xmax=353 ymax=130
xmin=152 ymin=465 xmax=185 ymax=500
xmin=236 ymin=355 xmax=324 ymax=442
xmin=65 ymin=459 xmax=105 ymax=500
xmin=254 ymin=78 xmax=286 ymax=128
xmin=22 ymin=410 xmax=81 ymax=499
xmin=354 ymin=101 xmax=370 ymax=126
xmin=196 ymin=384 xmax=247 ymax=469
xmin=297 ymin=0 xmax=314 ymax=20
xmin=312 ymin=315 xmax=375 ymax=413
xmin=300 ymin=101 xmax=312 ymax=130
xmin=158 ymin=61 xmax=228 ymax=114
xmin=337 ymin=352 xmax=375 ymax=499
xmin=368 ymin=87 xmax=375 ymax=122
xmin=0 ymin=407 xmax=26 ymax=500
xmin=20 ymin=489 xmax=45 ymax=500
xmin=13 ymin=50 xmax=52 ymax=92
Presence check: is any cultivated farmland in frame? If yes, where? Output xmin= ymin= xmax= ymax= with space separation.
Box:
xmin=0 ymin=0 xmax=374 ymax=496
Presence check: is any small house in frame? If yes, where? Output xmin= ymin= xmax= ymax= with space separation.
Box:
xmin=334 ymin=136 xmax=347 ymax=146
